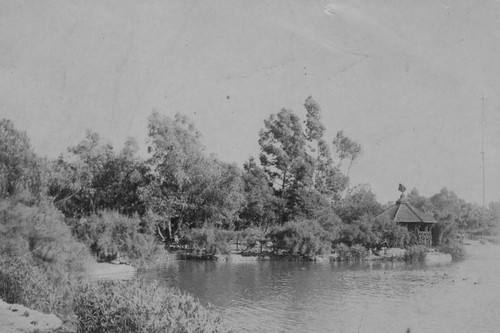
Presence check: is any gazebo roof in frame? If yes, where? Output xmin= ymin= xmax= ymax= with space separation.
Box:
xmin=375 ymin=196 xmax=437 ymax=224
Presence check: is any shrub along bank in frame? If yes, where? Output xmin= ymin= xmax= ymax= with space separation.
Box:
xmin=179 ymin=218 xmax=440 ymax=262
xmin=69 ymin=210 xmax=167 ymax=268
xmin=0 ymin=199 xmax=93 ymax=315
xmin=73 ymin=280 xmax=230 ymax=333
xmin=438 ymin=241 xmax=466 ymax=261
xmin=0 ymin=199 xmax=230 ymax=332
xmin=0 ymin=257 xmax=65 ymax=314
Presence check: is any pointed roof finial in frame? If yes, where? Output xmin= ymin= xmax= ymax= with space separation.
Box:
xmin=397 ymin=183 xmax=407 ymax=202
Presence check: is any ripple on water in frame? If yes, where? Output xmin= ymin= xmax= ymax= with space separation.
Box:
xmin=140 ymin=244 xmax=500 ymax=333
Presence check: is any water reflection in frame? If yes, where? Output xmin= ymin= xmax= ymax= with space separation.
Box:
xmin=140 ymin=244 xmax=500 ymax=333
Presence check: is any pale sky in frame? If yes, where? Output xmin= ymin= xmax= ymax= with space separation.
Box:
xmin=1 ymin=0 xmax=499 ymax=205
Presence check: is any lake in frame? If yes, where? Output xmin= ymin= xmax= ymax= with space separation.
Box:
xmin=140 ymin=243 xmax=500 ymax=333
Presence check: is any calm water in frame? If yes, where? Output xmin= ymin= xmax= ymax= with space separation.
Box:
xmin=140 ymin=244 xmax=500 ymax=333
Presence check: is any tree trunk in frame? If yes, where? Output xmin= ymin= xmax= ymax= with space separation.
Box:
xmin=281 ymin=169 xmax=287 ymax=223
xmin=167 ymin=218 xmax=172 ymax=240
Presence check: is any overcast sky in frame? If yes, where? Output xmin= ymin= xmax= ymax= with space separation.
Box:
xmin=1 ymin=0 xmax=499 ymax=204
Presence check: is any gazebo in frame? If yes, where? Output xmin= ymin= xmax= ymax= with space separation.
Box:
xmin=375 ymin=184 xmax=437 ymax=245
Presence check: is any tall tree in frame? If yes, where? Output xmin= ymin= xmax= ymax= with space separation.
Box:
xmin=332 ymin=130 xmax=361 ymax=176
xmin=140 ymin=112 xmax=206 ymax=238
xmin=304 ymin=97 xmax=328 ymax=189
xmin=258 ymin=98 xmax=361 ymax=221
xmin=258 ymin=108 xmax=312 ymax=222
xmin=141 ymin=112 xmax=246 ymax=237
xmin=304 ymin=97 xmax=349 ymax=199
xmin=239 ymin=157 xmax=280 ymax=229
xmin=192 ymin=159 xmax=245 ymax=229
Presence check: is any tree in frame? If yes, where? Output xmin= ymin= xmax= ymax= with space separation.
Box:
xmin=97 ymin=137 xmax=147 ymax=217
xmin=332 ymin=130 xmax=361 ymax=176
xmin=239 ymin=157 xmax=280 ymax=229
xmin=303 ymin=97 xmax=348 ymax=199
xmin=336 ymin=184 xmax=382 ymax=223
xmin=0 ymin=119 xmax=46 ymax=201
xmin=430 ymin=188 xmax=463 ymax=245
xmin=258 ymin=108 xmax=312 ymax=222
xmin=140 ymin=112 xmax=206 ymax=239
xmin=141 ymin=112 xmax=245 ymax=237
xmin=258 ymin=98 xmax=360 ymax=222
xmin=48 ymin=130 xmax=114 ymax=216
xmin=489 ymin=202 xmax=500 ymax=234
xmin=207 ymin=161 xmax=245 ymax=228
xmin=185 ymin=159 xmax=245 ymax=229
xmin=407 ymin=188 xmax=435 ymax=214
xmin=48 ymin=132 xmax=147 ymax=218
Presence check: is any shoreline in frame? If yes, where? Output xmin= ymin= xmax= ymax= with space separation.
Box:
xmin=178 ymin=246 xmax=454 ymax=263
xmin=1 ymin=240 xmax=493 ymax=332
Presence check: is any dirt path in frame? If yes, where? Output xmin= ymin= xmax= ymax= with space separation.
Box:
xmin=86 ymin=261 xmax=137 ymax=280
xmin=0 ymin=299 xmax=62 ymax=333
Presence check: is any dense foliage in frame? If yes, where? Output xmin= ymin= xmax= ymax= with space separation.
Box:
xmin=70 ymin=210 xmax=165 ymax=267
xmin=1 ymin=96 xmax=498 ymax=324
xmin=268 ymin=220 xmax=333 ymax=256
xmin=0 ymin=199 xmax=92 ymax=310
xmin=438 ymin=242 xmax=467 ymax=261
xmin=48 ymin=131 xmax=147 ymax=218
xmin=0 ymin=119 xmax=47 ymax=201
xmin=404 ymin=245 xmax=429 ymax=262
xmin=73 ymin=280 xmax=230 ymax=333
xmin=182 ymin=228 xmax=235 ymax=256
xmin=3 ymin=100 xmax=499 ymax=261
xmin=0 ymin=257 xmax=64 ymax=313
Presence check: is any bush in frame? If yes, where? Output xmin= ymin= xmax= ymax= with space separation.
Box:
xmin=71 ymin=210 xmax=164 ymax=267
xmin=349 ymin=244 xmax=368 ymax=260
xmin=73 ymin=280 xmax=230 ymax=333
xmin=404 ymin=245 xmax=428 ymax=262
xmin=333 ymin=243 xmax=368 ymax=261
xmin=0 ymin=199 xmax=92 ymax=307
xmin=0 ymin=256 xmax=64 ymax=313
xmin=235 ymin=227 xmax=266 ymax=252
xmin=339 ymin=217 xmax=379 ymax=247
xmin=268 ymin=220 xmax=331 ymax=256
xmin=338 ymin=215 xmax=411 ymax=249
xmin=333 ymin=243 xmax=352 ymax=261
xmin=438 ymin=241 xmax=466 ymax=261
xmin=375 ymin=221 xmax=411 ymax=248
xmin=182 ymin=228 xmax=235 ymax=255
